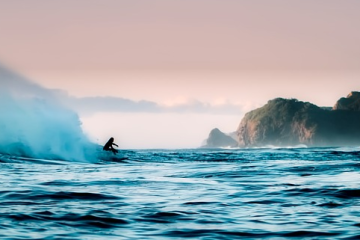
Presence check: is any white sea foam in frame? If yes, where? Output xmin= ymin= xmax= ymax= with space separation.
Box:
xmin=220 ymin=146 xmax=240 ymax=150
xmin=251 ymin=144 xmax=308 ymax=149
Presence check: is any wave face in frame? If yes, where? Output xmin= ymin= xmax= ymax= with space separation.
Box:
xmin=1 ymin=147 xmax=360 ymax=239
xmin=0 ymin=65 xmax=95 ymax=162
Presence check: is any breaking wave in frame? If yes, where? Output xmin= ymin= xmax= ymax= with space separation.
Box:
xmin=0 ymin=65 xmax=96 ymax=162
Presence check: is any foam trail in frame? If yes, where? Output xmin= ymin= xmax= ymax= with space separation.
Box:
xmin=0 ymin=64 xmax=96 ymax=162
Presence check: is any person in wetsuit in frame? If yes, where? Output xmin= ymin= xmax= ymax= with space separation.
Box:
xmin=103 ymin=137 xmax=119 ymax=154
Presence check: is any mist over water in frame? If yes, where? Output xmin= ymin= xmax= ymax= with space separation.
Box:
xmin=0 ymin=65 xmax=95 ymax=162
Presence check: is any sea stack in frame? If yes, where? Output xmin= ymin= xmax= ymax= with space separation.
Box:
xmin=203 ymin=128 xmax=238 ymax=148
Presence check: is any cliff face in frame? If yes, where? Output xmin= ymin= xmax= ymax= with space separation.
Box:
xmin=333 ymin=91 xmax=360 ymax=111
xmin=203 ymin=128 xmax=238 ymax=148
xmin=237 ymin=95 xmax=360 ymax=147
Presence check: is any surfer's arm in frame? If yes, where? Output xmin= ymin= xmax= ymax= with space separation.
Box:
xmin=113 ymin=143 xmax=119 ymax=147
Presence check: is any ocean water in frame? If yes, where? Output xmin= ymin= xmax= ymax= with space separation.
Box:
xmin=1 ymin=147 xmax=360 ymax=239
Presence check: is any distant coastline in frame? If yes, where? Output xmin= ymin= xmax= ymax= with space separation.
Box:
xmin=204 ymin=92 xmax=360 ymax=148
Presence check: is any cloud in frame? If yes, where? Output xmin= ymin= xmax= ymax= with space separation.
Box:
xmin=60 ymin=95 xmax=248 ymax=116
xmin=0 ymin=62 xmax=250 ymax=116
xmin=63 ymin=96 xmax=160 ymax=115
xmin=162 ymin=99 xmax=245 ymax=115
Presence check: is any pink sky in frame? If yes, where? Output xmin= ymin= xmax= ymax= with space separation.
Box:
xmin=1 ymin=1 xmax=359 ymax=148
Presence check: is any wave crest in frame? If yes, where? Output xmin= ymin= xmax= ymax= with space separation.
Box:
xmin=0 ymin=65 xmax=96 ymax=162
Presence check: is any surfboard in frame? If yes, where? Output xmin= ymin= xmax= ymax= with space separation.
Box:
xmin=108 ymin=156 xmax=129 ymax=162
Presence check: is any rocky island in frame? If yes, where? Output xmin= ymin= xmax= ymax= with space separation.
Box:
xmin=204 ymin=92 xmax=360 ymax=148
xmin=202 ymin=128 xmax=237 ymax=148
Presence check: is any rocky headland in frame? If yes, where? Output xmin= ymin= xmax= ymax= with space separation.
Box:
xmin=202 ymin=128 xmax=237 ymax=148
xmin=333 ymin=91 xmax=360 ymax=111
xmin=204 ymin=92 xmax=360 ymax=148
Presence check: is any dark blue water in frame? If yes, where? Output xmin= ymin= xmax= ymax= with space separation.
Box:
xmin=1 ymin=147 xmax=360 ymax=239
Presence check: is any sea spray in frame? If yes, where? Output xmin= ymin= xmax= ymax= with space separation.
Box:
xmin=0 ymin=64 xmax=96 ymax=162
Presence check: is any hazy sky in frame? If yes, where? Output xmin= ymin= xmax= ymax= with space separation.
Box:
xmin=1 ymin=0 xmax=360 ymax=148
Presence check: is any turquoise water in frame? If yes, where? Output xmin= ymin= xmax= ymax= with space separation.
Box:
xmin=1 ymin=148 xmax=360 ymax=239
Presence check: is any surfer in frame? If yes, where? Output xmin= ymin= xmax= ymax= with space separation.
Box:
xmin=103 ymin=137 xmax=119 ymax=155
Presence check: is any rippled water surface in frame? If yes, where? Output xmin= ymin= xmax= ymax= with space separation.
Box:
xmin=1 ymin=147 xmax=360 ymax=239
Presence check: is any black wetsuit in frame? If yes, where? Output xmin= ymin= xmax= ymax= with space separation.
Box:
xmin=103 ymin=138 xmax=118 ymax=154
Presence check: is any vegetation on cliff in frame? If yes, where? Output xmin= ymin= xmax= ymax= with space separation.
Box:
xmin=237 ymin=93 xmax=360 ymax=147
xmin=333 ymin=91 xmax=360 ymax=111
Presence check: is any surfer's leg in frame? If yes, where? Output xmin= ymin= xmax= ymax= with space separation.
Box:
xmin=111 ymin=148 xmax=118 ymax=155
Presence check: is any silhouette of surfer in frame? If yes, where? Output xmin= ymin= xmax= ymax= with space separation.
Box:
xmin=103 ymin=137 xmax=119 ymax=155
